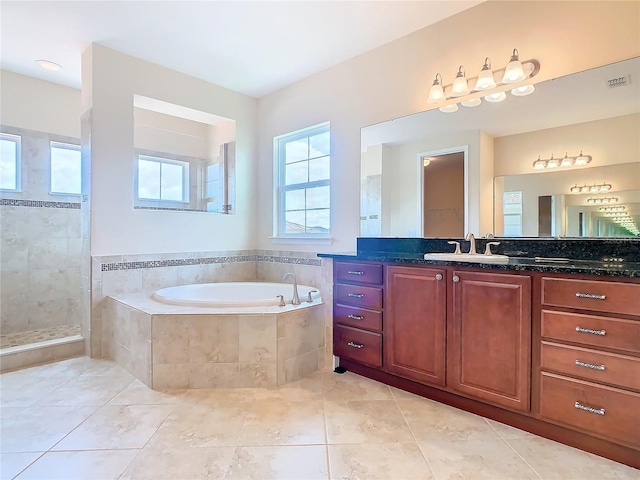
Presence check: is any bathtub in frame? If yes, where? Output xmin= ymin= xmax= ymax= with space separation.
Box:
xmin=153 ymin=282 xmax=320 ymax=307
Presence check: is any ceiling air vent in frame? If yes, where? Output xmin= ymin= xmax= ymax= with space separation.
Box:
xmin=606 ymin=74 xmax=631 ymax=88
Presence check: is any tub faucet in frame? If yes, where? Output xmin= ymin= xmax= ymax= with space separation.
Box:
xmin=282 ymin=272 xmax=301 ymax=305
xmin=465 ymin=232 xmax=477 ymax=255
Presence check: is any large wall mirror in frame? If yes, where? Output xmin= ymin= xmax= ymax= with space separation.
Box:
xmin=360 ymin=57 xmax=639 ymax=238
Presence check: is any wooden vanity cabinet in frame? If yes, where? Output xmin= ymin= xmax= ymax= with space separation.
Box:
xmin=448 ymin=270 xmax=531 ymax=412
xmin=384 ymin=265 xmax=446 ymax=386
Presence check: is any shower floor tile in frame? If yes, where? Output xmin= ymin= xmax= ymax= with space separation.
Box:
xmin=0 ymin=324 xmax=81 ymax=349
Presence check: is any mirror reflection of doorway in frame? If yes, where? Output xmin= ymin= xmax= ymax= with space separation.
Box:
xmin=422 ymin=151 xmax=465 ymax=237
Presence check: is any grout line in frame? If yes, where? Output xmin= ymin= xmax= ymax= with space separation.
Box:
xmin=501 ymin=437 xmax=545 ymax=480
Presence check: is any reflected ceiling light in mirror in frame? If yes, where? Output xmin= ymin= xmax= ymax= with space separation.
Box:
xmin=427 ymin=73 xmax=445 ymax=103
xmin=502 ymin=49 xmax=527 ymax=83
xmin=511 ymin=84 xmax=535 ymax=97
xmin=439 ymin=103 xmax=458 ymax=113
xmin=461 ymin=97 xmax=481 ymax=107
xmin=484 ymin=91 xmax=507 ymax=103
xmin=473 ymin=58 xmax=497 ymax=91
xmin=450 ymin=66 xmax=470 ymax=97
xmin=422 ymin=156 xmax=432 ymax=167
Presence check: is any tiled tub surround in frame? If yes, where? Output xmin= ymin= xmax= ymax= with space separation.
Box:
xmin=0 ymin=126 xmax=83 ymax=343
xmin=92 ymin=250 xmax=333 ymax=378
xmin=104 ymin=294 xmax=324 ymax=389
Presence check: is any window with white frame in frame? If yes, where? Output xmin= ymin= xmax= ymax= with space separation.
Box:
xmin=274 ymin=123 xmax=330 ymax=236
xmin=0 ymin=133 xmax=21 ymax=191
xmin=50 ymin=142 xmax=81 ymax=195
xmin=137 ymin=154 xmax=189 ymax=202
xmin=503 ymin=191 xmax=523 ymax=237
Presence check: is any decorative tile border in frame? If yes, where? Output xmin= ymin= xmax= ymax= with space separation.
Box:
xmin=134 ymin=206 xmax=205 ymax=212
xmin=101 ymin=254 xmax=321 ymax=272
xmin=1 ymin=198 xmax=81 ymax=209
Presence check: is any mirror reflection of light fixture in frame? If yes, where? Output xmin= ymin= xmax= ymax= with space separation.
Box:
xmin=450 ymin=66 xmax=470 ymax=97
xmin=439 ymin=103 xmax=458 ymax=113
xmin=570 ymin=182 xmax=612 ymax=194
xmin=599 ymin=206 xmax=625 ymax=212
xmin=484 ymin=91 xmax=507 ymax=103
xmin=502 ymin=48 xmax=527 ymax=83
xmin=427 ymin=48 xmax=539 ymax=112
xmin=587 ymin=196 xmax=618 ymax=204
xmin=422 ymin=156 xmax=432 ymax=167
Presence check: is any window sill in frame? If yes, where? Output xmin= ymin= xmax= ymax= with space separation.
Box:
xmin=269 ymin=236 xmax=333 ymax=246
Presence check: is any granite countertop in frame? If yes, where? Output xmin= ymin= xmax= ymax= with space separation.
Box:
xmin=318 ymin=252 xmax=640 ymax=277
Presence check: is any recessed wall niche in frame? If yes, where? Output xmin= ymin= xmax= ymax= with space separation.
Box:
xmin=133 ymin=95 xmax=236 ymax=213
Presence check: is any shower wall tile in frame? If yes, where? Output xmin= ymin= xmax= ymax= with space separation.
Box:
xmin=141 ymin=266 xmax=178 ymax=291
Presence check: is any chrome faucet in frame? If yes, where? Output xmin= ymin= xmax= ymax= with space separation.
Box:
xmin=465 ymin=232 xmax=477 ymax=255
xmin=282 ymin=272 xmax=301 ymax=305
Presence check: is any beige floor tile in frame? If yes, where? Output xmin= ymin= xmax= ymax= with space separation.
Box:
xmin=254 ymin=371 xmax=323 ymax=401
xmin=237 ymin=399 xmax=326 ymax=446
xmin=180 ymin=387 xmax=257 ymax=407
xmin=322 ymin=371 xmax=393 ymax=401
xmin=120 ymin=445 xmax=235 ymax=480
xmin=397 ymin=396 xmax=502 ymax=442
xmin=418 ymin=438 xmax=540 ymax=480
xmin=0 ymin=374 xmax=73 ymax=407
xmin=15 ymin=449 xmax=140 ymax=480
xmin=35 ymin=373 xmax=134 ymax=406
xmin=52 ymin=404 xmax=173 ymax=450
xmin=486 ymin=418 xmax=537 ymax=440
xmin=324 ymin=399 xmax=414 ymax=444
xmin=80 ymin=359 xmax=133 ymax=377
xmin=390 ymin=386 xmax=428 ymax=400
xmin=0 ymin=452 xmax=43 ymax=480
xmin=108 ymin=379 xmax=186 ymax=405
xmin=0 ymin=406 xmax=97 ymax=452
xmin=147 ymin=403 xmax=248 ymax=448
xmin=9 ymin=356 xmax=93 ymax=377
xmin=224 ymin=445 xmax=329 ymax=480
xmin=508 ymin=437 xmax=640 ymax=480
xmin=328 ymin=442 xmax=434 ymax=480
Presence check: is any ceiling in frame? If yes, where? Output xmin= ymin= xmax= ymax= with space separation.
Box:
xmin=0 ymin=0 xmax=482 ymax=98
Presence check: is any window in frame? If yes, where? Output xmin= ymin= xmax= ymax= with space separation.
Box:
xmin=50 ymin=142 xmax=81 ymax=195
xmin=137 ymin=154 xmax=189 ymax=202
xmin=274 ymin=123 xmax=330 ymax=237
xmin=0 ymin=133 xmax=21 ymax=191
xmin=503 ymin=191 xmax=523 ymax=237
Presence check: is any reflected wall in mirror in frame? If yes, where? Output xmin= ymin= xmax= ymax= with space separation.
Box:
xmin=360 ymin=57 xmax=639 ymax=237
xmin=133 ymin=95 xmax=236 ymax=213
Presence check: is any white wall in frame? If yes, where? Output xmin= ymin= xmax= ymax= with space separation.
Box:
xmin=257 ymin=0 xmax=640 ymax=252
xmin=0 ymin=70 xmax=81 ymax=137
xmin=83 ymin=45 xmax=258 ymax=255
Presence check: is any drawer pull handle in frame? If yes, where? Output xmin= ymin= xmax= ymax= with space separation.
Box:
xmin=575 ymin=360 xmax=605 ymax=371
xmin=575 ymin=326 xmax=606 ymax=336
xmin=574 ymin=401 xmax=605 ymax=416
xmin=347 ymin=314 xmax=364 ymax=320
xmin=347 ymin=270 xmax=364 ymax=275
xmin=575 ymin=292 xmax=606 ymax=300
xmin=347 ymin=341 xmax=364 ymax=349
xmin=347 ymin=293 xmax=365 ymax=298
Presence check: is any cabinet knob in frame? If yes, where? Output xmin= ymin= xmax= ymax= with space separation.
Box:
xmin=453 ymin=275 xmax=460 ymax=283
xmin=435 ymin=273 xmax=443 ymax=281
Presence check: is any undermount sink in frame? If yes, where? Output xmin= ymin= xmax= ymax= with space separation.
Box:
xmin=423 ymin=253 xmax=510 ymax=264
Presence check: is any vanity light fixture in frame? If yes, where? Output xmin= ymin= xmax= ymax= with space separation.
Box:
xmin=587 ymin=196 xmax=618 ymax=204
xmin=533 ymin=152 xmax=592 ymax=170
xmin=570 ymin=182 xmax=612 ymax=194
xmin=599 ymin=206 xmax=625 ymax=212
xmin=427 ymin=48 xmax=539 ymax=113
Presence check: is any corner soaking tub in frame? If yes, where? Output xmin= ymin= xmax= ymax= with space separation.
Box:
xmin=152 ymin=282 xmax=321 ymax=307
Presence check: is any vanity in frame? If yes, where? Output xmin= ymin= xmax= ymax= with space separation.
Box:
xmin=320 ymin=237 xmax=640 ymax=468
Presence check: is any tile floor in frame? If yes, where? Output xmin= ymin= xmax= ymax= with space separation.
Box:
xmin=0 ymin=356 xmax=638 ymax=480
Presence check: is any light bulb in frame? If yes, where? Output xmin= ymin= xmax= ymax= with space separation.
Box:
xmin=560 ymin=153 xmax=572 ymax=167
xmin=533 ymin=156 xmax=546 ymax=169
xmin=473 ymin=58 xmax=497 ymax=91
xmin=600 ymin=183 xmax=612 ymax=192
xmin=439 ymin=103 xmax=459 ymax=113
xmin=574 ymin=150 xmax=591 ymax=165
xmin=501 ymin=48 xmax=527 ymax=83
xmin=450 ymin=66 xmax=470 ymax=97
xmin=511 ymin=84 xmax=535 ymax=96
xmin=427 ymin=73 xmax=445 ymax=103
xmin=546 ymin=154 xmax=559 ymax=168
xmin=36 ymin=59 xmax=63 ymax=71
xmin=570 ymin=185 xmax=581 ymax=193
xmin=461 ymin=97 xmax=481 ymax=107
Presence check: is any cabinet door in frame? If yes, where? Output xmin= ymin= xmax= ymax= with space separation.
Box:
xmin=384 ymin=266 xmax=447 ymax=386
xmin=448 ymin=270 xmax=532 ymax=412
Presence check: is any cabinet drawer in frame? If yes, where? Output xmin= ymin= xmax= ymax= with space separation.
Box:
xmin=334 ymin=304 xmax=382 ymax=332
xmin=541 ymin=277 xmax=640 ymax=317
xmin=336 ymin=283 xmax=383 ymax=310
xmin=541 ymin=310 xmax=640 ymax=354
xmin=334 ymin=324 xmax=382 ymax=367
xmin=336 ymin=262 xmax=383 ymax=285
xmin=541 ymin=342 xmax=640 ymax=391
xmin=540 ymin=372 xmax=640 ymax=448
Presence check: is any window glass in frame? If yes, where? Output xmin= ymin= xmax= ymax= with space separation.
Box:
xmin=137 ymin=155 xmax=189 ymax=202
xmin=0 ymin=134 xmax=20 ymax=191
xmin=274 ymin=123 xmax=330 ymax=237
xmin=50 ymin=142 xmax=81 ymax=195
